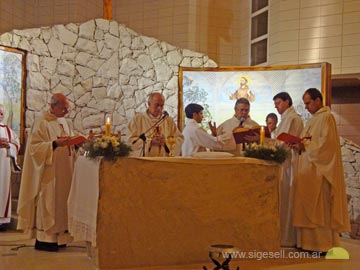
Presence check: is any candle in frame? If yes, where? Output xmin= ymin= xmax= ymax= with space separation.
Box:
xmin=260 ymin=126 xmax=265 ymax=145
xmin=105 ymin=117 xmax=111 ymax=136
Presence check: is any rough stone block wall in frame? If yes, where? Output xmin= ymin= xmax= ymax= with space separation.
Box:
xmin=0 ymin=18 xmax=217 ymax=136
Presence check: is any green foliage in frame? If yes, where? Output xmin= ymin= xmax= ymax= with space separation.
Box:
xmin=183 ymin=76 xmax=213 ymax=131
xmin=0 ymin=52 xmax=22 ymax=101
xmin=244 ymin=143 xmax=289 ymax=164
xmin=83 ymin=136 xmax=132 ymax=161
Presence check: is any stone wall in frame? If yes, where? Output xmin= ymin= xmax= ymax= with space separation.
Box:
xmin=341 ymin=137 xmax=360 ymax=238
xmin=0 ymin=18 xmax=217 ymax=135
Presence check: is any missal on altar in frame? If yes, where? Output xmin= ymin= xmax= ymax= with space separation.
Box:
xmin=232 ymin=126 xmax=270 ymax=144
xmin=276 ymin=132 xmax=311 ymax=144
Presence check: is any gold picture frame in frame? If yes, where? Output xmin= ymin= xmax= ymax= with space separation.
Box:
xmin=0 ymin=45 xmax=27 ymax=149
xmin=178 ymin=63 xmax=331 ymax=130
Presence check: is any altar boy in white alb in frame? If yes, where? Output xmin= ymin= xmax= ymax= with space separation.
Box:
xmin=181 ymin=103 xmax=230 ymax=157
xmin=0 ymin=104 xmax=20 ymax=228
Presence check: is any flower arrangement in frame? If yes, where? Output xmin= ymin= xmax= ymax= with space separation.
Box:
xmin=83 ymin=135 xmax=132 ymax=160
xmin=244 ymin=142 xmax=289 ymax=164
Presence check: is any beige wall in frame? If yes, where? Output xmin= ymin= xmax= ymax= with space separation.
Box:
xmin=1 ymin=0 xmax=359 ymax=70
xmin=267 ymin=0 xmax=360 ymax=145
xmin=332 ymin=103 xmax=360 ymax=144
xmin=0 ymin=0 xmax=247 ymax=66
xmin=112 ymin=0 xmax=244 ymax=66
xmin=268 ymin=0 xmax=360 ymax=74
xmin=0 ymin=0 xmax=102 ymax=33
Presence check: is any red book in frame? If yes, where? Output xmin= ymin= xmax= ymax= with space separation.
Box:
xmin=59 ymin=136 xmax=87 ymax=146
xmin=276 ymin=133 xmax=302 ymax=144
xmin=232 ymin=126 xmax=270 ymax=144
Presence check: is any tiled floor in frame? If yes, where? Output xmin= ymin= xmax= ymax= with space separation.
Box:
xmin=0 ymin=231 xmax=359 ymax=270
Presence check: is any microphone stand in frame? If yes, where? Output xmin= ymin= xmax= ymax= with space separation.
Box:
xmin=132 ymin=112 xmax=169 ymax=157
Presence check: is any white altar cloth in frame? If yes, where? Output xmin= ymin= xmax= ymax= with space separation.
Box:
xmin=67 ymin=156 xmax=101 ymax=246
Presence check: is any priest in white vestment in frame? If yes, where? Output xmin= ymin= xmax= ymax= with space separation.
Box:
xmin=127 ymin=92 xmax=183 ymax=157
xmin=0 ymin=104 xmax=20 ymax=228
xmin=216 ymin=98 xmax=259 ymax=154
xmin=17 ymin=94 xmax=75 ymax=252
xmin=272 ymin=92 xmax=303 ymax=247
xmin=181 ymin=103 xmax=230 ymax=157
xmin=292 ymin=88 xmax=350 ymax=252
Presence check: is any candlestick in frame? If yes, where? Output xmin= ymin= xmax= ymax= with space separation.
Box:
xmin=105 ymin=117 xmax=111 ymax=136
xmin=260 ymin=126 xmax=265 ymax=145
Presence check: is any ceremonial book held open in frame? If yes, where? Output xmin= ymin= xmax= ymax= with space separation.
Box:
xmin=59 ymin=135 xmax=87 ymax=146
xmin=276 ymin=132 xmax=302 ymax=144
xmin=232 ymin=126 xmax=270 ymax=144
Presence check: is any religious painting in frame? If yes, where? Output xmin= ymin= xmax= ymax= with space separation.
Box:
xmin=0 ymin=46 xmax=26 ymax=146
xmin=178 ymin=63 xmax=331 ymax=130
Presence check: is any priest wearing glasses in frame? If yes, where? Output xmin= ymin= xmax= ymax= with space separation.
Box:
xmin=127 ymin=92 xmax=183 ymax=157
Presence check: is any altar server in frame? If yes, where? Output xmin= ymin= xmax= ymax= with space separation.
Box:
xmin=272 ymin=92 xmax=303 ymax=247
xmin=17 ymin=94 xmax=74 ymax=252
xmin=0 ymin=104 xmax=20 ymax=230
xmin=265 ymin=113 xmax=278 ymax=139
xmin=182 ymin=103 xmax=229 ymax=157
xmin=292 ymin=88 xmax=350 ymax=252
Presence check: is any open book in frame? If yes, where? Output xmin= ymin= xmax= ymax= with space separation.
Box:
xmin=232 ymin=126 xmax=270 ymax=144
xmin=276 ymin=132 xmax=311 ymax=144
xmin=59 ymin=135 xmax=87 ymax=146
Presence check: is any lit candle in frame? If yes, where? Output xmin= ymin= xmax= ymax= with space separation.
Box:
xmin=105 ymin=117 xmax=111 ymax=136
xmin=260 ymin=126 xmax=265 ymax=145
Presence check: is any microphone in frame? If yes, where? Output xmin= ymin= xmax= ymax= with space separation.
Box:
xmin=162 ymin=110 xmax=169 ymax=118
xmin=239 ymin=117 xmax=245 ymax=126
xmin=132 ymin=133 xmax=146 ymax=144
xmin=132 ymin=111 xmax=169 ymax=145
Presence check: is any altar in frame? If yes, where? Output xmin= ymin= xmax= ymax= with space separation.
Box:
xmin=68 ymin=156 xmax=281 ymax=269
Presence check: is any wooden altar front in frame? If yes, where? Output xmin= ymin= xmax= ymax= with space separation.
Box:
xmin=94 ymin=157 xmax=281 ymax=269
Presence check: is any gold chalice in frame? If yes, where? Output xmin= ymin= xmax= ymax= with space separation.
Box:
xmin=166 ymin=136 xmax=176 ymax=157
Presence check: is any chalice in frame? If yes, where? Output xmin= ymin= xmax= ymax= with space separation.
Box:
xmin=166 ymin=136 xmax=176 ymax=157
